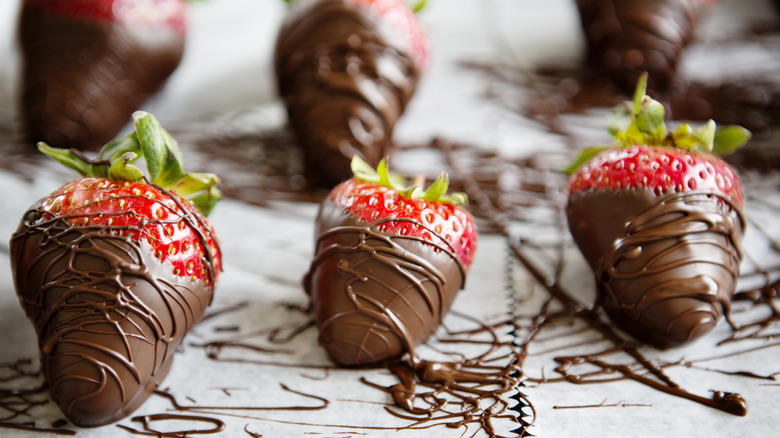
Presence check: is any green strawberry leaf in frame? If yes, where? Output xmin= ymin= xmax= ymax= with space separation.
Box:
xmin=422 ymin=172 xmax=449 ymax=201
xmin=37 ymin=142 xmax=110 ymax=178
xmin=713 ymin=125 xmax=752 ymax=155
xmin=171 ymin=173 xmax=223 ymax=217
xmin=635 ymin=96 xmax=667 ymax=142
xmin=411 ymin=0 xmax=427 ymax=12
xmin=351 ymin=155 xmax=381 ymax=183
xmin=565 ymin=146 xmax=609 ymax=174
xmin=568 ymin=73 xmax=752 ymax=172
xmin=349 ymin=155 xmax=467 ymax=205
xmin=40 ymin=111 xmax=222 ymax=217
xmin=133 ymin=111 xmax=185 ymax=188
xmin=97 ymin=133 xmax=142 ymax=162
xmin=108 ymin=152 xmax=144 ymax=182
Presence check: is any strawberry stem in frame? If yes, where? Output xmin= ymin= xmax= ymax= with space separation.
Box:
xmin=567 ymin=73 xmax=752 ymax=174
xmin=350 ymin=155 xmax=467 ymax=205
xmin=38 ymin=112 xmax=221 ymax=216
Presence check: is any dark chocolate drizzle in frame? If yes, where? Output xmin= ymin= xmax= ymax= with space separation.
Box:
xmin=275 ymin=0 xmax=419 ymax=187
xmin=9 ymin=192 xmax=218 ymax=427
xmin=117 ymin=413 xmax=225 ymax=437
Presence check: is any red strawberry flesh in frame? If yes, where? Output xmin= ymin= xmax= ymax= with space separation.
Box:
xmin=40 ymin=177 xmax=221 ymax=285
xmin=569 ymin=145 xmax=743 ymax=207
xmin=330 ymin=178 xmax=477 ymax=268
xmin=23 ymin=0 xmax=187 ymax=34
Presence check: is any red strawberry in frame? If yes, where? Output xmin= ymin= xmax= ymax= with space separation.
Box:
xmin=19 ymin=0 xmax=186 ymax=151
xmin=305 ymin=156 xmax=477 ymax=366
xmin=566 ymin=74 xmax=750 ymax=348
xmin=275 ymin=0 xmax=429 ymax=187
xmin=348 ymin=0 xmax=430 ymax=71
xmin=10 ymin=112 xmax=221 ymax=427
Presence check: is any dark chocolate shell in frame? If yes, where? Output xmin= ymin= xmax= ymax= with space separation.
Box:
xmin=575 ymin=0 xmax=701 ymax=92
xmin=304 ymin=198 xmax=466 ymax=366
xmin=567 ymin=189 xmax=744 ymax=348
xmin=274 ymin=0 xmax=419 ymax=188
xmin=10 ymin=209 xmax=214 ymax=427
xmin=18 ymin=7 xmax=184 ymax=151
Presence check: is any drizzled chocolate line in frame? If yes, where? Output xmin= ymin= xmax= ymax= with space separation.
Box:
xmin=0 ymin=360 xmax=74 ymax=435
xmin=589 ymin=190 xmax=745 ymax=348
xmin=305 ymin=211 xmax=466 ymax=366
xmin=437 ymin=139 xmax=753 ymax=418
xmin=153 ymin=385 xmax=329 ymax=412
xmin=9 ymin=199 xmax=217 ymax=427
xmin=275 ymin=0 xmax=418 ymax=187
xmin=117 ymin=413 xmax=225 ymax=437
xmin=575 ymin=0 xmax=700 ymax=93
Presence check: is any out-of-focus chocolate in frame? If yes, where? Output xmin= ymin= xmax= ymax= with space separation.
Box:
xmin=567 ymin=189 xmax=744 ymax=348
xmin=274 ymin=0 xmax=419 ymax=188
xmin=575 ymin=0 xmax=702 ymax=93
xmin=18 ymin=6 xmax=184 ymax=151
xmin=10 ymin=206 xmax=216 ymax=427
xmin=304 ymin=198 xmax=466 ymax=366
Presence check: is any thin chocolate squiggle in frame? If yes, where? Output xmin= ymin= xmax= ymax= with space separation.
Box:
xmin=595 ymin=191 xmax=744 ymax=348
xmin=305 ymin=209 xmax=466 ymax=366
xmin=575 ymin=0 xmax=701 ymax=93
xmin=9 ymin=197 xmax=218 ymax=427
xmin=275 ymin=0 xmax=418 ymax=187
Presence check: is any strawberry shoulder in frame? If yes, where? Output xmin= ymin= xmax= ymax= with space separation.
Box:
xmin=39 ymin=177 xmax=221 ymax=284
xmin=569 ymin=145 xmax=743 ymax=207
xmin=23 ymin=0 xmax=186 ymax=33
xmin=330 ymin=178 xmax=476 ymax=268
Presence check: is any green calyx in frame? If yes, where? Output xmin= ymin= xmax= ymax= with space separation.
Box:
xmin=565 ymin=73 xmax=752 ymax=174
xmin=38 ymin=111 xmax=222 ymax=216
xmin=350 ymin=155 xmax=467 ymax=205
xmin=283 ymin=0 xmax=427 ymax=13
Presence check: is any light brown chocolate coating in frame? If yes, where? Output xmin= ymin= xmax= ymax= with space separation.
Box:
xmin=304 ymin=198 xmax=466 ymax=366
xmin=10 ymin=206 xmax=216 ymax=427
xmin=567 ymin=189 xmax=744 ymax=348
xmin=274 ymin=0 xmax=419 ymax=188
xmin=19 ymin=7 xmax=184 ymax=150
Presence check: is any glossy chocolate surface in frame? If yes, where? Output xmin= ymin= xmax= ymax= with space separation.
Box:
xmin=9 ymin=201 xmax=216 ymax=427
xmin=575 ymin=0 xmax=700 ymax=92
xmin=274 ymin=0 xmax=419 ymax=188
xmin=18 ymin=7 xmax=184 ymax=151
xmin=567 ymin=188 xmax=744 ymax=348
xmin=305 ymin=197 xmax=466 ymax=366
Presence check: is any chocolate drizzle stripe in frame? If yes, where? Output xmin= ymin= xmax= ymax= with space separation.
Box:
xmin=307 ymin=212 xmax=467 ymax=365
xmin=437 ymin=139 xmax=756 ymax=417
xmin=9 ymin=185 xmax=218 ymax=426
xmin=590 ymin=190 xmax=745 ymax=346
xmin=275 ymin=0 xmax=418 ymax=186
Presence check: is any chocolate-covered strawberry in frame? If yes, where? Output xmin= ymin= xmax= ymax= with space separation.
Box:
xmin=575 ymin=0 xmax=713 ymax=93
xmin=566 ymin=74 xmax=750 ymax=348
xmin=274 ymin=0 xmax=429 ymax=188
xmin=19 ymin=0 xmax=186 ymax=151
xmin=10 ymin=112 xmax=221 ymax=427
xmin=305 ymin=157 xmax=476 ymax=366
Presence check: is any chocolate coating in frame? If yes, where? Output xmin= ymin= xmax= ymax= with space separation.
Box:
xmin=274 ymin=0 xmax=419 ymax=188
xmin=10 ymin=206 xmax=216 ymax=427
xmin=19 ymin=6 xmax=184 ymax=150
xmin=567 ymin=189 xmax=744 ymax=348
xmin=575 ymin=0 xmax=700 ymax=92
xmin=304 ymin=198 xmax=466 ymax=366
